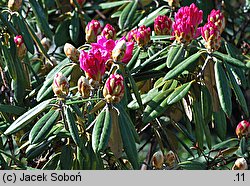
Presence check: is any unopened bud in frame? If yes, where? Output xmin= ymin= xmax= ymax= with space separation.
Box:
xmin=8 ymin=0 xmax=22 ymax=11
xmin=78 ymin=76 xmax=91 ymax=98
xmin=236 ymin=120 xmax=250 ymax=138
xmin=112 ymin=39 xmax=126 ymax=62
xmin=154 ymin=15 xmax=172 ymax=35
xmin=151 ymin=151 xmax=164 ymax=169
xmin=64 ymin=43 xmax=80 ymax=62
xmin=52 ymin=72 xmax=69 ymax=98
xmin=101 ymin=24 xmax=116 ymax=40
xmin=41 ymin=37 xmax=51 ymax=52
xmin=167 ymin=0 xmax=180 ymax=8
xmin=14 ymin=35 xmax=24 ymax=47
xmin=132 ymin=25 xmax=151 ymax=48
xmin=103 ymin=74 xmax=124 ymax=103
xmin=165 ymin=150 xmax=176 ymax=168
xmin=232 ymin=158 xmax=248 ymax=170
xmin=85 ymin=20 xmax=102 ymax=43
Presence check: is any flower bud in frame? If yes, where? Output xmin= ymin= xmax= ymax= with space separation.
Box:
xmin=78 ymin=76 xmax=91 ymax=98
xmin=154 ymin=15 xmax=172 ymax=35
xmin=14 ymin=35 xmax=24 ymax=47
xmin=8 ymin=0 xmax=22 ymax=11
xmin=151 ymin=151 xmax=164 ymax=169
xmin=14 ymin=35 xmax=27 ymax=59
xmin=101 ymin=24 xmax=116 ymax=40
xmin=112 ymin=39 xmax=126 ymax=62
xmin=232 ymin=158 xmax=248 ymax=170
xmin=64 ymin=43 xmax=80 ymax=62
xmin=208 ymin=9 xmax=225 ymax=34
xmin=41 ymin=37 xmax=51 ymax=52
xmin=52 ymin=72 xmax=69 ymax=98
xmin=133 ymin=25 xmax=151 ymax=48
xmin=103 ymin=74 xmax=125 ymax=103
xmin=165 ymin=150 xmax=176 ymax=167
xmin=201 ymin=22 xmax=221 ymax=53
xmin=85 ymin=20 xmax=102 ymax=43
xmin=236 ymin=120 xmax=250 ymax=138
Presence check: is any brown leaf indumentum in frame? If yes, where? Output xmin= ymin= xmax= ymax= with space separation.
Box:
xmin=204 ymin=58 xmax=220 ymax=113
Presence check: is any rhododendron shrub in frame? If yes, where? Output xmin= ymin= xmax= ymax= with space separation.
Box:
xmin=0 ymin=0 xmax=250 ymax=170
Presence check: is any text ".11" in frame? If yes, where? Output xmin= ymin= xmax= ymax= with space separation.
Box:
xmin=234 ymin=173 xmax=245 ymax=182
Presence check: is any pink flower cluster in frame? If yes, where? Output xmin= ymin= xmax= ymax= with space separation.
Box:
xmin=128 ymin=25 xmax=151 ymax=48
xmin=154 ymin=15 xmax=172 ymax=35
xmin=80 ymin=20 xmax=134 ymax=85
xmin=201 ymin=9 xmax=225 ymax=52
xmin=172 ymin=3 xmax=203 ymax=44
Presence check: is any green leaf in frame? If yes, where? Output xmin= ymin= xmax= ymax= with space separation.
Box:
xmin=164 ymin=52 xmax=201 ymax=80
xmin=118 ymin=109 xmax=139 ymax=169
xmin=99 ymin=1 xmax=130 ymax=9
xmin=213 ymin=51 xmax=246 ymax=68
xmin=119 ymin=2 xmax=134 ymax=30
xmin=201 ymin=85 xmax=212 ymax=124
xmin=224 ymin=63 xmax=249 ymax=117
xmin=138 ymin=7 xmax=169 ymax=27
xmin=29 ymin=0 xmax=53 ymax=39
xmin=4 ymin=99 xmax=52 ymax=135
xmin=167 ymin=44 xmax=186 ymax=68
xmin=214 ymin=61 xmax=232 ymax=117
xmin=212 ymin=138 xmax=239 ymax=150
xmin=179 ymin=161 xmax=206 ymax=170
xmin=69 ymin=11 xmax=80 ymax=45
xmin=213 ymin=108 xmax=227 ymax=141
xmin=166 ymin=81 xmax=193 ymax=105
xmin=0 ymin=104 xmax=26 ymax=115
xmin=59 ymin=145 xmax=73 ymax=170
xmin=65 ymin=106 xmax=81 ymax=147
xmin=29 ymin=109 xmax=59 ymax=144
xmin=92 ymin=108 xmax=106 ymax=152
xmin=151 ymin=35 xmax=174 ymax=40
xmin=127 ymin=47 xmax=141 ymax=70
xmin=124 ymin=0 xmax=138 ymax=29
xmin=143 ymin=89 xmax=173 ymax=123
xmin=42 ymin=153 xmax=61 ymax=170
xmin=26 ymin=140 xmax=51 ymax=160
xmin=55 ymin=20 xmax=71 ymax=46
xmin=15 ymin=15 xmax=35 ymax=54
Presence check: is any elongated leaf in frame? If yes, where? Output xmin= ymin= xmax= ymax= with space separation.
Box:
xmin=4 ymin=99 xmax=52 ymax=135
xmin=55 ymin=20 xmax=71 ymax=46
xmin=213 ymin=51 xmax=245 ymax=68
xmin=179 ymin=161 xmax=206 ymax=170
xmin=98 ymin=108 xmax=112 ymax=152
xmin=167 ymin=44 xmax=186 ymax=68
xmin=214 ymin=61 xmax=232 ymax=117
xmin=119 ymin=2 xmax=134 ymax=30
xmin=59 ymin=145 xmax=73 ymax=170
xmin=26 ymin=140 xmax=51 ymax=160
xmin=92 ymin=108 xmax=106 ymax=152
xmin=167 ymin=82 xmax=193 ymax=105
xmin=29 ymin=0 xmax=53 ymax=39
xmin=200 ymin=85 xmax=212 ymax=124
xmin=99 ymin=1 xmax=130 ymax=9
xmin=118 ymin=110 xmax=139 ymax=169
xmin=213 ymin=108 xmax=227 ymax=141
xmin=69 ymin=11 xmax=80 ymax=45
xmin=224 ymin=63 xmax=249 ymax=117
xmin=164 ymin=52 xmax=201 ymax=80
xmin=212 ymin=138 xmax=239 ymax=150
xmin=124 ymin=0 xmax=138 ymax=29
xmin=30 ymin=109 xmax=59 ymax=144
xmin=42 ymin=153 xmax=61 ymax=170
xmin=0 ymin=104 xmax=26 ymax=115
xmin=127 ymin=47 xmax=141 ymax=70
xmin=65 ymin=106 xmax=81 ymax=147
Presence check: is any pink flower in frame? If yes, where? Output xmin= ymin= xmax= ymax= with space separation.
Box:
xmin=101 ymin=24 xmax=116 ymax=40
xmin=79 ymin=49 xmax=106 ymax=83
xmin=236 ymin=120 xmax=250 ymax=138
xmin=91 ymin=36 xmax=134 ymax=63
xmin=14 ymin=35 xmax=24 ymax=47
xmin=128 ymin=25 xmax=151 ymax=47
xmin=154 ymin=15 xmax=172 ymax=35
xmin=172 ymin=3 xmax=203 ymax=44
xmin=201 ymin=21 xmax=221 ymax=52
xmin=103 ymin=74 xmax=125 ymax=103
xmin=85 ymin=20 xmax=102 ymax=43
xmin=207 ymin=9 xmax=225 ymax=33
